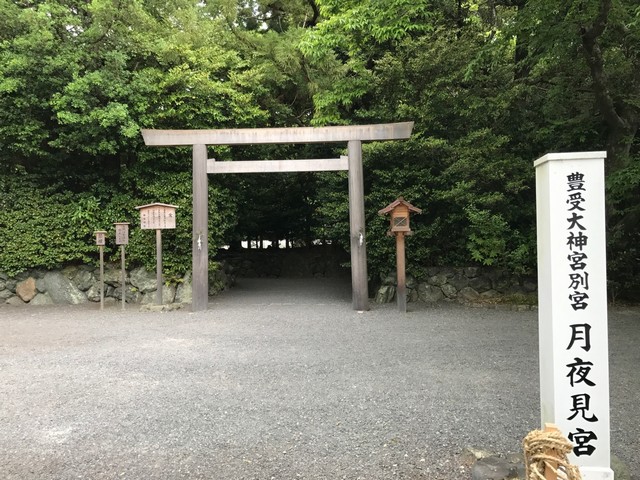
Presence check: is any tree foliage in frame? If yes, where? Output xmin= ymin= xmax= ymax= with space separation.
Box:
xmin=0 ymin=0 xmax=638 ymax=299
xmin=302 ymin=0 xmax=639 ymax=296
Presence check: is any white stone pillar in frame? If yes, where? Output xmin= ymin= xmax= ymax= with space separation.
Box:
xmin=535 ymin=152 xmax=613 ymax=480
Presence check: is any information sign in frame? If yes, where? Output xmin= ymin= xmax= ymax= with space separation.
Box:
xmin=136 ymin=203 xmax=178 ymax=230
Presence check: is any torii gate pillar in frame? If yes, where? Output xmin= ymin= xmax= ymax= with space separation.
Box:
xmin=192 ymin=144 xmax=209 ymax=312
xmin=348 ymin=140 xmax=368 ymax=311
xmin=142 ymin=122 xmax=413 ymax=312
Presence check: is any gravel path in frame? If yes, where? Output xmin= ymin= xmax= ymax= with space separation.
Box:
xmin=1 ymin=278 xmax=638 ymax=479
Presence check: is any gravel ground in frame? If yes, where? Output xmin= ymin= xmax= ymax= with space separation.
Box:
xmin=0 ymin=277 xmax=638 ymax=480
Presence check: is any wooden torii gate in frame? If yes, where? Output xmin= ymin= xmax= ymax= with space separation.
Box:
xmin=141 ymin=122 xmax=414 ymax=312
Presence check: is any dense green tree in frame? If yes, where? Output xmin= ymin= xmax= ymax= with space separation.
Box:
xmin=502 ymin=0 xmax=640 ymax=297
xmin=0 ymin=0 xmax=637 ymax=298
xmin=0 ymin=0 xmax=270 ymax=274
xmin=302 ymin=1 xmax=537 ymax=278
xmin=300 ymin=0 xmax=639 ymax=295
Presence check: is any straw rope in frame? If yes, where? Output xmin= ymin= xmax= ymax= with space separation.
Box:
xmin=523 ymin=428 xmax=582 ymax=480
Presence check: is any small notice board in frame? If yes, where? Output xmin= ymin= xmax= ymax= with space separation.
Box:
xmin=135 ymin=203 xmax=178 ymax=230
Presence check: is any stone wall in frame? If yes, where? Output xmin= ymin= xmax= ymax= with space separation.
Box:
xmin=374 ymin=266 xmax=537 ymax=308
xmin=0 ymin=263 xmax=233 ymax=307
xmin=1 ymin=256 xmax=536 ymax=308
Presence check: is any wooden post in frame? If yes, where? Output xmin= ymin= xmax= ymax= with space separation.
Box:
xmin=192 ymin=144 xmax=209 ymax=312
xmin=120 ymin=245 xmax=126 ymax=311
xmin=156 ymin=229 xmax=162 ymax=305
xmin=114 ymin=222 xmax=129 ymax=310
xmin=396 ymin=232 xmax=407 ymax=312
xmin=348 ymin=140 xmax=369 ymax=311
xmin=99 ymin=245 xmax=104 ymax=311
xmin=543 ymin=423 xmax=561 ymax=480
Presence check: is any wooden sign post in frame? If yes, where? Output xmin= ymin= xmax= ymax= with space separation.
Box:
xmin=135 ymin=203 xmax=178 ymax=305
xmin=94 ymin=230 xmax=107 ymax=310
xmin=379 ymin=197 xmax=422 ymax=312
xmin=114 ymin=222 xmax=130 ymax=310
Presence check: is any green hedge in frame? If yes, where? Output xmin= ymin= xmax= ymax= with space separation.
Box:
xmin=0 ymin=169 xmax=237 ymax=279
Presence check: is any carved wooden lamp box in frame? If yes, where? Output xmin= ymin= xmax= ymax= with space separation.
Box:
xmin=135 ymin=203 xmax=178 ymax=230
xmin=94 ymin=230 xmax=107 ymax=246
xmin=378 ymin=197 xmax=422 ymax=234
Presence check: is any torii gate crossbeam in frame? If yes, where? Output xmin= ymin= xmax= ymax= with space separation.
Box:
xmin=141 ymin=122 xmax=414 ymax=312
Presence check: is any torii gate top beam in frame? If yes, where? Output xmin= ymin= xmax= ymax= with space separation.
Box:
xmin=141 ymin=122 xmax=413 ymax=146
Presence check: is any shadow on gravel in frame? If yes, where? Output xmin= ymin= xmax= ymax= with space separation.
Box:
xmin=211 ymin=277 xmax=353 ymax=306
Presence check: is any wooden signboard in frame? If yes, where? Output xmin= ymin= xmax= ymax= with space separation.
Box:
xmin=136 ymin=203 xmax=178 ymax=230
xmin=114 ymin=222 xmax=130 ymax=310
xmin=135 ymin=203 xmax=179 ymax=305
xmin=114 ymin=222 xmax=130 ymax=245
xmin=94 ymin=231 xmax=107 ymax=310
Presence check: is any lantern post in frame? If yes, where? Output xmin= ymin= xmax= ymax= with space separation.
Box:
xmin=378 ymin=197 xmax=422 ymax=313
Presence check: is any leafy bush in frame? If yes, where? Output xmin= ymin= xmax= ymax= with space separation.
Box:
xmin=0 ymin=169 xmax=237 ymax=280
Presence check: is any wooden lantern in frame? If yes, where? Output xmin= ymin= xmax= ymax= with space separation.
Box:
xmin=378 ymin=197 xmax=422 ymax=313
xmin=114 ymin=222 xmax=130 ymax=245
xmin=378 ymin=197 xmax=422 ymax=234
xmin=135 ymin=203 xmax=178 ymax=230
xmin=94 ymin=230 xmax=107 ymax=246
